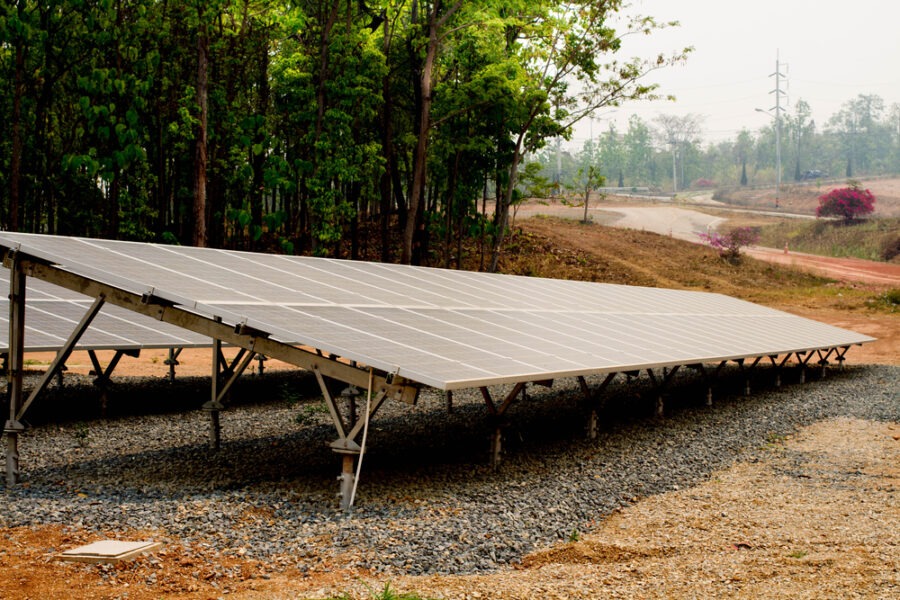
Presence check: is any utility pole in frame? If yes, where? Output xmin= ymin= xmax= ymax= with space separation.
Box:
xmin=770 ymin=51 xmax=786 ymax=201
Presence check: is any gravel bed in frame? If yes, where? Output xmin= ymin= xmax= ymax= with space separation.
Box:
xmin=2 ymin=363 xmax=897 ymax=575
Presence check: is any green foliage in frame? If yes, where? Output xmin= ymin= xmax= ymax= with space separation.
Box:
xmin=869 ymin=288 xmax=900 ymax=313
xmin=0 ymin=0 xmax=691 ymax=262
xmin=363 ymin=582 xmax=428 ymax=600
xmin=294 ymin=401 xmax=328 ymax=427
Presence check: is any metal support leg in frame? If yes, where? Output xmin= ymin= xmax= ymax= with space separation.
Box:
xmin=446 ymin=390 xmax=453 ymax=414
xmin=254 ymin=353 xmax=267 ymax=376
xmin=580 ymin=373 xmax=615 ymax=440
xmin=165 ymin=347 xmax=183 ymax=383
xmin=5 ymin=254 xmax=26 ymax=486
xmin=480 ymin=384 xmax=524 ymax=469
xmin=691 ymin=362 xmax=724 ymax=407
xmin=206 ymin=324 xmax=223 ymax=450
xmin=796 ymin=352 xmax=815 ymax=384
xmin=817 ymin=349 xmax=834 ymax=379
xmin=490 ymin=423 xmax=503 ymax=470
xmin=647 ymin=367 xmax=679 ymax=418
xmin=735 ymin=357 xmax=762 ymax=396
xmin=338 ymin=453 xmax=357 ymax=512
xmin=88 ymin=348 xmax=136 ymax=417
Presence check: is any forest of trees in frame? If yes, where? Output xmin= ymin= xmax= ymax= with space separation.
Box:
xmin=549 ymin=94 xmax=900 ymax=196
xmin=0 ymin=0 xmax=689 ymax=269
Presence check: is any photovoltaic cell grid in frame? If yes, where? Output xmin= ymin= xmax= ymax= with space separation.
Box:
xmin=0 ymin=276 xmax=210 ymax=352
xmin=0 ymin=233 xmax=875 ymax=389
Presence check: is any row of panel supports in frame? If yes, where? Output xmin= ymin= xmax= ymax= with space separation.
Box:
xmin=469 ymin=349 xmax=849 ymax=474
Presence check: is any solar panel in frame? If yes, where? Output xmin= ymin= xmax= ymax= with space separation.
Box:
xmin=0 ymin=275 xmax=211 ymax=352
xmin=0 ymin=232 xmax=874 ymax=389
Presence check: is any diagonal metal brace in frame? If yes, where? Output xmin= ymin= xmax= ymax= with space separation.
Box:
xmin=15 ymin=295 xmax=106 ymax=422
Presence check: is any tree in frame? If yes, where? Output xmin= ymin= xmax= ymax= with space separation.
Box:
xmin=623 ymin=115 xmax=654 ymax=186
xmin=654 ymin=113 xmax=703 ymax=192
xmin=487 ymin=2 xmax=691 ymax=271
xmin=816 ymin=184 xmax=876 ymax=223
xmin=786 ymin=99 xmax=814 ymax=181
xmin=697 ymin=226 xmax=758 ymax=264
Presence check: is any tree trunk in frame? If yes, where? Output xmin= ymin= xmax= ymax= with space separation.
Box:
xmin=489 ymin=135 xmax=524 ymax=273
xmin=9 ymin=21 xmax=24 ymax=232
xmin=378 ymin=16 xmax=394 ymax=263
xmin=250 ymin=44 xmax=269 ymax=248
xmin=402 ymin=0 xmax=461 ymax=265
xmin=192 ymin=24 xmax=209 ymax=247
xmin=401 ymin=13 xmax=437 ymax=265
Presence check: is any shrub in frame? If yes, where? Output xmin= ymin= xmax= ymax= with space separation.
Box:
xmin=697 ymin=226 xmax=759 ymax=264
xmin=882 ymin=237 xmax=900 ymax=262
xmin=816 ymin=185 xmax=875 ymax=223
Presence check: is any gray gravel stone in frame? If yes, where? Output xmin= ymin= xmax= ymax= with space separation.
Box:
xmin=1 ymin=364 xmax=897 ymax=576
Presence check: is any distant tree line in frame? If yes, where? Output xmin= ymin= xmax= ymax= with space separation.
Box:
xmin=0 ymin=0 xmax=688 ymax=269
xmin=548 ymin=94 xmax=900 ymax=195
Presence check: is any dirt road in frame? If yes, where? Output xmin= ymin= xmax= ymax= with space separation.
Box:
xmin=746 ymin=246 xmax=900 ymax=285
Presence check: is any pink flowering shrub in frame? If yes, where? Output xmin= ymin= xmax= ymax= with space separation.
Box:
xmin=693 ymin=178 xmax=716 ymax=188
xmin=816 ymin=186 xmax=875 ymax=223
xmin=697 ymin=226 xmax=759 ymax=263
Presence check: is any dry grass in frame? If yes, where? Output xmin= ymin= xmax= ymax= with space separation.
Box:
xmin=754 ymin=218 xmax=900 ymax=263
xmin=497 ymin=217 xmax=892 ymax=314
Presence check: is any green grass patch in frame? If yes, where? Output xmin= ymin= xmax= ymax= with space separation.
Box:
xmin=756 ymin=217 xmax=900 ymax=262
xmin=867 ymin=288 xmax=900 ymax=313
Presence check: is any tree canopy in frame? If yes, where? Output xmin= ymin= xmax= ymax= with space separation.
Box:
xmin=0 ymin=0 xmax=689 ymax=269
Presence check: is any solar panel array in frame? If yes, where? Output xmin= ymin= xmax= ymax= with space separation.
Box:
xmin=0 ymin=233 xmax=875 ymax=389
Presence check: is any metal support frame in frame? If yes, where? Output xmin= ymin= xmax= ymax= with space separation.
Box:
xmin=164 ymin=347 xmax=183 ymax=382
xmin=689 ymin=361 xmax=726 ymax=406
xmin=205 ymin=322 xmax=224 ymax=450
xmin=479 ymin=382 xmax=526 ymax=470
xmin=254 ymin=353 xmax=267 ymax=376
xmin=3 ymin=254 xmax=418 ymax=504
xmin=88 ymin=348 xmax=140 ymax=416
xmin=767 ymin=354 xmax=792 ymax=388
xmin=835 ymin=346 xmax=849 ymax=371
xmin=4 ymin=254 xmax=26 ymax=485
xmin=312 ymin=364 xmax=389 ymax=511
xmin=578 ymin=373 xmax=616 ymax=440
xmin=816 ymin=348 xmax=835 ymax=379
xmin=646 ymin=366 xmax=680 ymax=418
xmin=16 ymin=296 xmax=107 ymax=424
xmin=734 ymin=357 xmax=762 ymax=396
xmin=795 ymin=351 xmax=815 ymax=384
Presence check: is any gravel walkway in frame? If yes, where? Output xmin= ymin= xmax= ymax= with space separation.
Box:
xmin=2 ymin=363 xmax=897 ymax=576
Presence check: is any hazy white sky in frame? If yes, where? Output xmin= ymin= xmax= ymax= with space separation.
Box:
xmin=573 ymin=0 xmax=900 ymax=146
